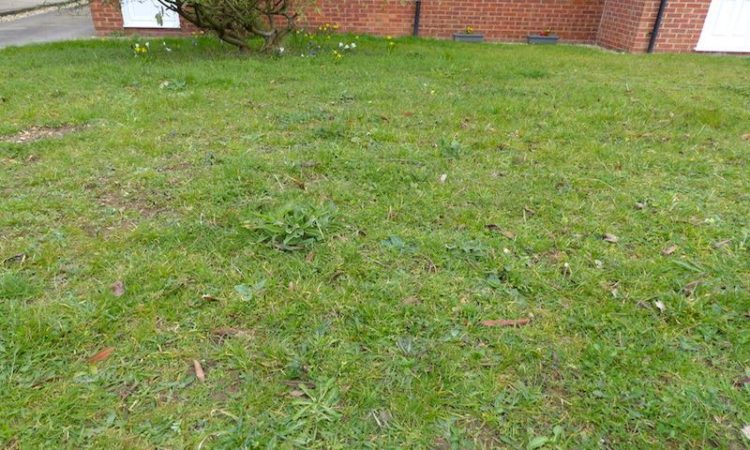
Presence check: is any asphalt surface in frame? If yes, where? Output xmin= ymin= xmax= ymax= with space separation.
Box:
xmin=0 ymin=0 xmax=71 ymax=15
xmin=0 ymin=5 xmax=94 ymax=48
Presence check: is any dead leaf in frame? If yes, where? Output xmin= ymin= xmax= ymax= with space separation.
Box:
xmin=634 ymin=201 xmax=647 ymax=210
xmin=283 ymin=380 xmax=315 ymax=389
xmin=742 ymin=425 xmax=750 ymax=440
xmin=481 ymin=318 xmax=531 ymax=328
xmin=654 ymin=300 xmax=666 ymax=312
xmin=603 ymin=233 xmax=619 ymax=243
xmin=742 ymin=133 xmax=750 ymax=141
xmin=561 ymin=263 xmax=572 ymax=277
xmin=88 ymin=347 xmax=114 ymax=364
xmin=734 ymin=376 xmax=750 ymax=388
xmin=421 ymin=257 xmax=438 ymax=273
xmin=289 ymin=389 xmax=306 ymax=398
xmin=193 ymin=360 xmax=205 ymax=382
xmin=486 ymin=224 xmax=515 ymax=239
xmin=602 ymin=281 xmax=619 ymax=297
xmin=111 ymin=280 xmax=125 ymax=297
xmin=661 ymin=244 xmax=678 ymax=256
xmin=289 ymin=176 xmax=306 ymax=190
xmin=683 ymin=280 xmax=703 ymax=297
xmin=3 ymin=253 xmax=26 ymax=266
xmin=713 ymin=239 xmax=732 ymax=249
xmin=402 ymin=296 xmax=421 ymax=305
xmin=329 ymin=270 xmax=345 ymax=282
xmin=523 ymin=206 xmax=536 ymax=218
xmin=201 ymin=294 xmax=220 ymax=302
xmin=402 ymin=111 xmax=414 ymax=117
xmin=439 ymin=173 xmax=447 ymax=183
xmin=306 ymin=251 xmax=315 ymax=262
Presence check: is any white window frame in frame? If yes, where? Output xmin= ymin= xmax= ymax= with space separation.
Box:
xmin=121 ymin=0 xmax=181 ymax=29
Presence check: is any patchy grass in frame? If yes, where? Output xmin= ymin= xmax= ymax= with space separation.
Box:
xmin=1 ymin=36 xmax=749 ymax=448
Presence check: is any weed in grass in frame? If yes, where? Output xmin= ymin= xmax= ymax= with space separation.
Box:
xmin=243 ymin=203 xmax=336 ymax=251
xmin=438 ymin=137 xmax=463 ymax=159
xmin=234 ymin=279 xmax=266 ymax=301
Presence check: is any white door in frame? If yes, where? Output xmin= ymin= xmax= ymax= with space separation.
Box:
xmin=696 ymin=0 xmax=750 ymax=52
xmin=120 ymin=0 xmax=180 ymax=29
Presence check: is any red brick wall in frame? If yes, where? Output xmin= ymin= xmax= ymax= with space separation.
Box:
xmin=597 ymin=0 xmax=711 ymax=52
xmin=88 ymin=0 xmax=714 ymax=52
xmin=652 ymin=0 xmax=711 ymax=52
xmin=303 ymin=0 xmax=606 ymax=43
xmin=89 ymin=0 xmax=197 ymax=36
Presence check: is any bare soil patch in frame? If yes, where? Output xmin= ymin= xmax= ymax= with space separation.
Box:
xmin=1 ymin=124 xmax=82 ymax=144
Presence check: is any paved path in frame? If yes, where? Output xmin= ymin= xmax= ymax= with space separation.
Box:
xmin=0 ymin=5 xmax=94 ymax=48
xmin=0 ymin=0 xmax=73 ymax=15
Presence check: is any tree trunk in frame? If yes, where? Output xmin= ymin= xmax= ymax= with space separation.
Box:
xmin=260 ymin=30 xmax=288 ymax=53
xmin=217 ymin=31 xmax=251 ymax=52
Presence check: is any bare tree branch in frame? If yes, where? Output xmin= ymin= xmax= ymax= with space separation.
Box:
xmin=144 ymin=0 xmax=307 ymax=52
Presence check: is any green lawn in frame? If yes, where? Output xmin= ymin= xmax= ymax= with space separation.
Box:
xmin=1 ymin=35 xmax=749 ymax=449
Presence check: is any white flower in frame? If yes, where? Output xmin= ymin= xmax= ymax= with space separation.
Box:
xmin=278 ymin=47 xmax=285 ymax=53
xmin=145 ymin=42 xmax=150 ymax=47
xmin=165 ymin=47 xmax=172 ymax=52
xmin=350 ymin=43 xmax=357 ymax=48
xmin=339 ymin=42 xmax=344 ymax=47
xmin=344 ymin=44 xmax=350 ymax=50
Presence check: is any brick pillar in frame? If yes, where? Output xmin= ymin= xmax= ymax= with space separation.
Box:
xmin=89 ymin=0 xmax=124 ymax=35
xmin=597 ymin=0 xmax=711 ymax=53
xmin=652 ymin=0 xmax=711 ymax=52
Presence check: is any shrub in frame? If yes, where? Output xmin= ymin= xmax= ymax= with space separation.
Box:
xmin=149 ymin=0 xmax=310 ymax=52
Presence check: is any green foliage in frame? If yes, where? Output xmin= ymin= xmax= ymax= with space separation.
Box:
xmin=438 ymin=137 xmax=462 ymax=158
xmin=244 ymin=203 xmax=336 ymax=250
